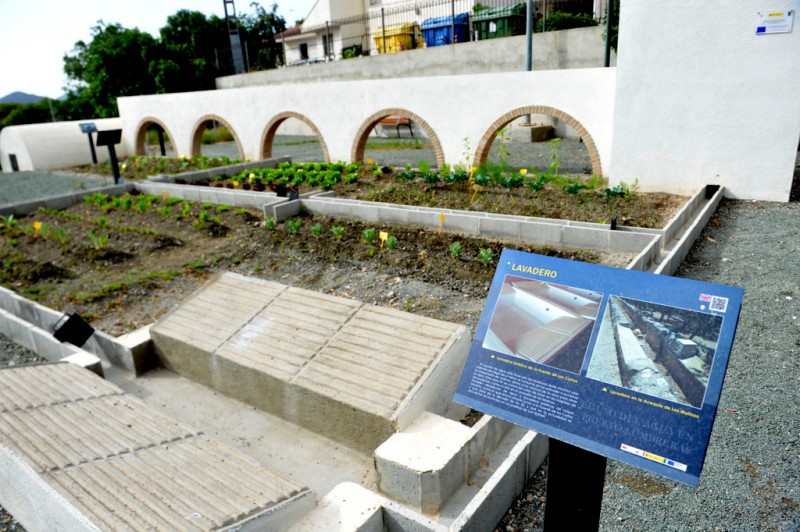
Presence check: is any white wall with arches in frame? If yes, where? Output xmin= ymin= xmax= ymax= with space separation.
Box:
xmin=117 ymin=68 xmax=616 ymax=176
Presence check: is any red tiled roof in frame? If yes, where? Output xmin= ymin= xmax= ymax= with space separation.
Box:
xmin=276 ymin=25 xmax=302 ymax=39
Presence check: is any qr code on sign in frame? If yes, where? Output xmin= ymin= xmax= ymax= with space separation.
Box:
xmin=709 ymin=296 xmax=728 ymax=312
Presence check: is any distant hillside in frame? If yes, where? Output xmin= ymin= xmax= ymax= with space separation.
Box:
xmin=0 ymin=92 xmax=45 ymax=104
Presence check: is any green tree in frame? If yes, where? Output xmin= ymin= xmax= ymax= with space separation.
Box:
xmin=154 ymin=10 xmax=230 ymax=93
xmin=63 ymin=22 xmax=160 ymax=117
xmin=239 ymin=2 xmax=287 ymax=70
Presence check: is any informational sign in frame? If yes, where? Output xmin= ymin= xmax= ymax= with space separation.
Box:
xmin=79 ymin=122 xmax=97 ymax=134
xmin=454 ymin=249 xmax=744 ymax=486
xmin=756 ymin=10 xmax=794 ymax=34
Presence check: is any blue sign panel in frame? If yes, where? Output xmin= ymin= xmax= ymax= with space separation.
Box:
xmin=454 ymin=249 xmax=744 ymax=486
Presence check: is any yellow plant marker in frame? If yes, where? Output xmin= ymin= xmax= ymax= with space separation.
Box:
xmin=470 ymin=184 xmax=484 ymax=206
xmin=232 ymin=180 xmax=239 ymax=189
xmin=366 ymin=158 xmax=373 ymax=164
xmin=162 ymin=190 xmax=169 ymax=197
xmin=33 ymin=221 xmax=41 ymax=237
xmin=439 ymin=212 xmax=445 ymax=234
xmin=379 ymin=231 xmax=389 ymax=249
xmin=519 ymin=168 xmax=528 ymax=175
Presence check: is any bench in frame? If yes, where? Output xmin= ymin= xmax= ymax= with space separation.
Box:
xmin=378 ymin=115 xmax=414 ymax=138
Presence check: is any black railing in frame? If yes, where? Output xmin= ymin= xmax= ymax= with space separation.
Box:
xmin=280 ymin=0 xmax=599 ymax=65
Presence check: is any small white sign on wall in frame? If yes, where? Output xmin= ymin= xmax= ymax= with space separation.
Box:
xmin=756 ymin=10 xmax=794 ymax=34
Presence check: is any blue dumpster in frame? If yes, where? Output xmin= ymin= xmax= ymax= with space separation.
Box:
xmin=421 ymin=13 xmax=470 ymax=46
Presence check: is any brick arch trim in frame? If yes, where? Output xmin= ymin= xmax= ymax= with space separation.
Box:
xmin=261 ymin=112 xmax=329 ymax=162
xmin=352 ymin=108 xmax=444 ymax=167
xmin=190 ymin=114 xmax=244 ymax=159
xmin=474 ymin=106 xmax=602 ymax=177
xmin=133 ymin=117 xmax=177 ymax=157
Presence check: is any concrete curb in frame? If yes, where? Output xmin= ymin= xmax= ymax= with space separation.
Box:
xmin=654 ymin=185 xmax=725 ymax=275
xmin=0 ymin=285 xmax=148 ymax=374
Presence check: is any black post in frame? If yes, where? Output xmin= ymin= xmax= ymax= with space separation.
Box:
xmin=107 ymin=145 xmax=121 ymax=184
xmin=543 ymin=439 xmax=607 ymax=531
xmin=604 ymin=0 xmax=613 ymax=67
xmin=451 ymin=0 xmax=456 ymax=44
xmin=87 ymin=133 xmax=97 ymax=164
xmin=381 ymin=8 xmax=386 ymax=54
xmin=157 ymin=128 xmax=166 ymax=156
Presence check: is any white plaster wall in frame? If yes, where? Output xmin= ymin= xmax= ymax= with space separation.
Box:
xmin=117 ymin=68 xmax=616 ymax=174
xmin=609 ymin=0 xmax=800 ymax=201
xmin=0 ymin=118 xmax=128 ymax=172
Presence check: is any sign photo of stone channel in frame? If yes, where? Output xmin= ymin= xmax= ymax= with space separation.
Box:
xmin=586 ymin=296 xmax=724 ymax=408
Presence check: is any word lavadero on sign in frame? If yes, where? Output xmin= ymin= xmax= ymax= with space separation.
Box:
xmin=454 ymin=249 xmax=744 ymax=486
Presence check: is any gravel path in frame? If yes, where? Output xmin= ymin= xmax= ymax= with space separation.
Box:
xmin=201 ymin=135 xmax=593 ymax=175
xmin=1 ymin=157 xmax=798 ymax=530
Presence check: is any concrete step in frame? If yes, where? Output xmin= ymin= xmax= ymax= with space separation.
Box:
xmin=0 ymin=362 xmax=313 ymax=531
xmin=150 ymin=272 xmax=470 ymax=454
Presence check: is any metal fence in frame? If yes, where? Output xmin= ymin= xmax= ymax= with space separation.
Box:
xmin=280 ymin=0 xmax=601 ymax=66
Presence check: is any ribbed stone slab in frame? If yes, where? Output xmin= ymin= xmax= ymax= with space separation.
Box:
xmin=0 ymin=363 xmax=310 ymax=531
xmin=151 ymin=272 xmax=470 ymax=453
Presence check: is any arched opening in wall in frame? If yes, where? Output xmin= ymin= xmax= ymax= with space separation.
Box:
xmin=352 ymin=110 xmax=443 ymax=170
xmin=475 ymin=106 xmax=602 ymax=178
xmin=191 ymin=116 xmax=243 ymax=161
xmin=261 ymin=113 xmax=327 ymax=163
xmin=134 ymin=119 xmax=175 ymax=157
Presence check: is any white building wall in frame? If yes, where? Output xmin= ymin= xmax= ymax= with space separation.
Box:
xmin=609 ymin=0 xmax=800 ymax=201
xmin=0 ymin=119 xmax=128 ymax=172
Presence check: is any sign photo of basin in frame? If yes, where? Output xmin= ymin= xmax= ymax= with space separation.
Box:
xmin=482 ymin=275 xmax=603 ymax=373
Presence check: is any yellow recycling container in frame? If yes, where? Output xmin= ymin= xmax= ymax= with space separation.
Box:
xmin=373 ymin=23 xmax=422 ymax=54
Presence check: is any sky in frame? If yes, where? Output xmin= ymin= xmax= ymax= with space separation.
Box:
xmin=0 ymin=0 xmax=318 ymax=99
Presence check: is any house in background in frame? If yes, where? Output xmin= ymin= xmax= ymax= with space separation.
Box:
xmin=279 ymin=0 xmax=603 ymax=65
xmin=279 ymin=0 xmax=367 ymax=65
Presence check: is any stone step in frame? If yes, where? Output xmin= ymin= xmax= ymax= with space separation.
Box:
xmin=0 ymin=362 xmax=312 ymax=531
xmin=150 ymin=272 xmax=470 ymax=453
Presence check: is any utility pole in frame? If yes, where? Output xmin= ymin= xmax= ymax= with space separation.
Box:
xmin=223 ymin=0 xmax=246 ymax=74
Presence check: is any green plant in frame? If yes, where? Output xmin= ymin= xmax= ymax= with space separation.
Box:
xmin=285 ymin=218 xmax=302 ymax=235
xmin=51 ymin=224 xmax=69 ymax=244
xmin=450 ymin=241 xmax=464 ymax=258
xmin=478 ymin=247 xmax=494 ymax=267
xmin=94 ymin=216 xmax=109 ymax=227
xmin=0 ymin=215 xmax=18 ymax=236
xmin=330 ymin=226 xmax=345 ymax=240
xmin=157 ymin=206 xmax=172 ymax=218
xmin=564 ymin=182 xmax=588 ymax=195
xmin=310 ymin=223 xmax=324 ymax=237
xmin=362 ymin=228 xmax=378 ymax=244
xmin=385 ymin=235 xmax=397 ymax=249
xmin=216 ymin=204 xmax=231 ymax=212
xmin=527 ymin=176 xmax=546 ymax=193
xmin=418 ymin=159 xmax=431 ymax=175
xmin=135 ymin=197 xmax=150 ymax=213
xmin=263 ymin=216 xmax=277 ymax=230
xmin=86 ymin=230 xmax=109 ymax=250
xmin=604 ymin=184 xmax=628 ymax=198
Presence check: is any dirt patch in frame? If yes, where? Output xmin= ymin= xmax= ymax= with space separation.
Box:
xmin=0 ymin=192 xmax=638 ymax=337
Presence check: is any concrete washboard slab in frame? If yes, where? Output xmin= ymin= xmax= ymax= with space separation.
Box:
xmin=0 ymin=362 xmax=312 ymax=531
xmin=149 ymin=272 xmax=471 ymax=453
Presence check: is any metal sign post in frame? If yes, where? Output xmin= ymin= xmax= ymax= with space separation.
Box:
xmin=543 ymin=439 xmax=607 ymax=530
xmin=95 ymin=129 xmax=123 ymax=184
xmin=79 ymin=123 xmax=98 ymax=164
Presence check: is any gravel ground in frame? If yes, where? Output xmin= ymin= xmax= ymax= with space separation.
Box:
xmin=201 ymin=135 xmax=593 ymax=175
xmin=1 ymin=149 xmax=798 ymax=530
